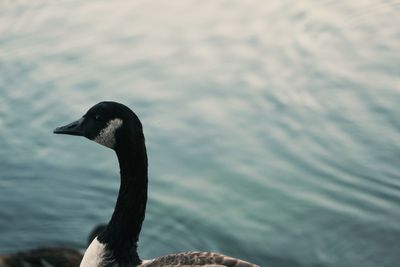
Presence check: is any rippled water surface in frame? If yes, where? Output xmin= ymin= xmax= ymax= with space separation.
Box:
xmin=1 ymin=1 xmax=399 ymax=266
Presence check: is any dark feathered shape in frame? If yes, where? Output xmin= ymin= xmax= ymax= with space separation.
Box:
xmin=0 ymin=224 xmax=107 ymax=267
xmin=0 ymin=248 xmax=82 ymax=267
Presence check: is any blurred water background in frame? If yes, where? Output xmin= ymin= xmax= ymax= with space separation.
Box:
xmin=0 ymin=1 xmax=399 ymax=266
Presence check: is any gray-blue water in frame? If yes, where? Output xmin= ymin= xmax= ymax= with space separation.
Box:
xmin=0 ymin=1 xmax=399 ymax=266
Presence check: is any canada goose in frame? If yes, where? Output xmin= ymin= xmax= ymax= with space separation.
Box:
xmin=0 ymin=224 xmax=106 ymax=267
xmin=53 ymin=101 xmax=260 ymax=267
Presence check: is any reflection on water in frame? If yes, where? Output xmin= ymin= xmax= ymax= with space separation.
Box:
xmin=0 ymin=1 xmax=399 ymax=266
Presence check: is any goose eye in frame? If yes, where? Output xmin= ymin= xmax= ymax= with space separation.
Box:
xmin=95 ymin=114 xmax=103 ymax=121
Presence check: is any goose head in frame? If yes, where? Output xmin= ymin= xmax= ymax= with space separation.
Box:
xmin=53 ymin=101 xmax=143 ymax=150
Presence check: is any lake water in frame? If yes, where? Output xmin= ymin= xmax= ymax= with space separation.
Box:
xmin=0 ymin=1 xmax=399 ymax=266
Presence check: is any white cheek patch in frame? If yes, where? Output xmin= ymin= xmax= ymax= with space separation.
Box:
xmin=94 ymin=118 xmax=123 ymax=148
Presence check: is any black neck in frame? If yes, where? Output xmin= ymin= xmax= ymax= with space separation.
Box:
xmin=98 ymin=130 xmax=148 ymax=266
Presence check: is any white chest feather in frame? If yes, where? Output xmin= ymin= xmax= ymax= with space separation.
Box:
xmin=80 ymin=238 xmax=106 ymax=267
xmin=94 ymin=118 xmax=123 ymax=148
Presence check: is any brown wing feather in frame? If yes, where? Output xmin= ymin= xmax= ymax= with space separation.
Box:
xmin=140 ymin=251 xmax=260 ymax=267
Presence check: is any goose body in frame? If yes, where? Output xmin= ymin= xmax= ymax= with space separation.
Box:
xmin=0 ymin=248 xmax=82 ymax=267
xmin=0 ymin=224 xmax=106 ymax=267
xmin=54 ymin=101 xmax=259 ymax=267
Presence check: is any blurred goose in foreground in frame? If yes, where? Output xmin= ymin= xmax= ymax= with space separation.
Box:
xmin=0 ymin=224 xmax=106 ymax=267
xmin=53 ymin=101 xmax=260 ymax=267
xmin=0 ymin=248 xmax=81 ymax=267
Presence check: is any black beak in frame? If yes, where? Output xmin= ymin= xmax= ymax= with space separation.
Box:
xmin=53 ymin=117 xmax=85 ymax=136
